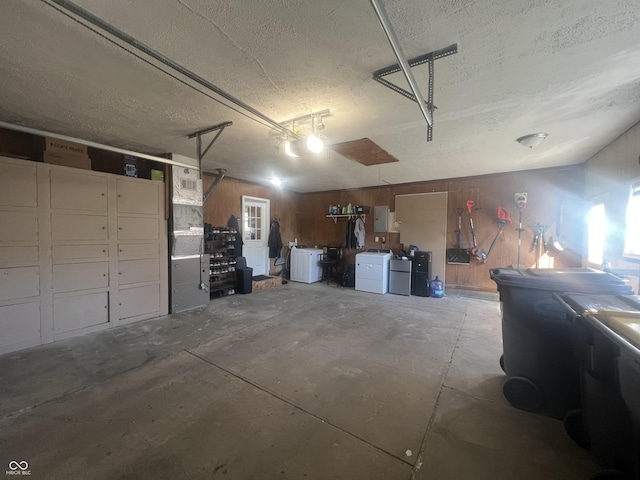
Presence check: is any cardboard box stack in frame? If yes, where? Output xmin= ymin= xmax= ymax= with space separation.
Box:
xmin=34 ymin=136 xmax=91 ymax=170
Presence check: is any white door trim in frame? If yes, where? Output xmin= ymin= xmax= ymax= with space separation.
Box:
xmin=241 ymin=195 xmax=270 ymax=276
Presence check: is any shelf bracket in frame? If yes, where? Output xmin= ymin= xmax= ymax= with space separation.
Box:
xmin=188 ymin=121 xmax=233 ymax=179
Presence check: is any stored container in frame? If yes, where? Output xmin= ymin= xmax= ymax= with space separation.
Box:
xmin=489 ymin=267 xmax=633 ymax=419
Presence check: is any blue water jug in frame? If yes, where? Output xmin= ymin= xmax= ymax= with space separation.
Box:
xmin=430 ymin=276 xmax=444 ymax=298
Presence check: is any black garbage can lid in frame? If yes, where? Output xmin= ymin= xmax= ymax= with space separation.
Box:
xmin=489 ymin=268 xmax=633 ymax=294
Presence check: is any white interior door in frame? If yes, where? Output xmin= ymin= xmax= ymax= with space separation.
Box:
xmin=241 ymin=196 xmax=269 ymax=276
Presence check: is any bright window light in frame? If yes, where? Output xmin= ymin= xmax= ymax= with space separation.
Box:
xmin=624 ymin=180 xmax=640 ymax=258
xmin=588 ymin=203 xmax=606 ymax=265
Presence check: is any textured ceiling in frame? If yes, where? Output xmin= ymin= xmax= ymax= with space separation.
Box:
xmin=1 ymin=0 xmax=640 ymax=192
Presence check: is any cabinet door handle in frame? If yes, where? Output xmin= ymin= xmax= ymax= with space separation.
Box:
xmin=118 ymin=194 xmax=122 ymax=197
xmin=102 ymin=249 xmax=106 ymax=253
xmin=101 ymin=193 xmax=106 ymax=196
xmin=103 ymin=273 xmax=107 ymax=277
xmin=102 ymin=226 xmax=106 ymax=230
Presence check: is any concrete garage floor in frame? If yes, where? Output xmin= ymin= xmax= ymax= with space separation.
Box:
xmin=0 ymin=283 xmax=596 ymax=479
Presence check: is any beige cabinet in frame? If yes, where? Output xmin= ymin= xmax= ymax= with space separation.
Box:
xmin=50 ymin=170 xmax=108 ymax=211
xmin=117 ymin=179 xmax=159 ymax=215
xmin=118 ymin=258 xmax=159 ymax=285
xmin=53 ymin=292 xmax=109 ymax=334
xmin=0 ymin=157 xmax=168 ymax=355
xmin=118 ymin=284 xmax=160 ymax=319
xmin=0 ymin=302 xmax=41 ymax=352
xmin=52 ymin=244 xmax=108 ymax=261
xmin=117 ymin=217 xmax=159 ymax=240
xmin=52 ymin=262 xmax=109 ymax=293
xmin=0 ymin=246 xmax=38 ymax=264
xmin=0 ymin=162 xmax=37 ymax=207
xmin=52 ymin=213 xmax=108 ymax=241
xmin=0 ymin=266 xmax=39 ymax=301
xmin=0 ymin=212 xmax=38 ymax=242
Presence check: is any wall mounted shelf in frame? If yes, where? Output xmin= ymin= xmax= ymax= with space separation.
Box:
xmin=326 ymin=214 xmax=366 ymax=224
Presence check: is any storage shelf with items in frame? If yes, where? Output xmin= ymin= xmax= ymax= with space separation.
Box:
xmin=326 ymin=204 xmax=369 ymax=223
xmin=204 ymin=224 xmax=238 ymax=298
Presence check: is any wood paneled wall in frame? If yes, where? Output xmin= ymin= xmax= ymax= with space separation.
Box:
xmin=203 ymin=165 xmax=584 ymax=291
xmin=585 ymin=121 xmax=640 ymax=292
xmin=202 ymin=172 xmax=302 ymax=253
xmin=296 ymin=166 xmax=585 ymax=291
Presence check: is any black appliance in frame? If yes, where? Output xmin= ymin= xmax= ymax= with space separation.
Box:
xmin=411 ymin=251 xmax=432 ymax=297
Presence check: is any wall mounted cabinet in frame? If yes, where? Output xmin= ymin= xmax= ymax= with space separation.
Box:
xmin=0 ymin=156 xmax=168 ymax=354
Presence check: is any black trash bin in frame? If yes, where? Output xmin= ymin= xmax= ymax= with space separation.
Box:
xmin=489 ymin=268 xmax=633 ymax=419
xmin=235 ymin=256 xmax=253 ymax=294
xmin=555 ymin=297 xmax=640 ymax=478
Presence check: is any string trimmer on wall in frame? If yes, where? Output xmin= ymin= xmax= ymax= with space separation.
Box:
xmin=515 ymin=192 xmax=528 ymax=269
xmin=484 ymin=206 xmax=512 ymax=262
xmin=467 ymin=200 xmax=487 ymax=261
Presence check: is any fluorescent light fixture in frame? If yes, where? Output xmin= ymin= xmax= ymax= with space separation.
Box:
xmin=516 ymin=132 xmax=548 ymax=148
xmin=269 ymin=177 xmax=283 ymax=186
xmin=307 ymin=135 xmax=324 ymax=154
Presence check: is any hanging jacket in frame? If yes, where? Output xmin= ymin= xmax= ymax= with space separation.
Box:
xmin=354 ymin=216 xmax=366 ymax=249
xmin=268 ymin=219 xmax=283 ymax=258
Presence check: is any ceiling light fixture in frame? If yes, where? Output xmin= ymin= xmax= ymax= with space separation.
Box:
xmin=269 ymin=177 xmax=283 ymax=186
xmin=280 ymin=109 xmax=330 ymax=157
xmin=516 ymin=132 xmax=549 ymax=148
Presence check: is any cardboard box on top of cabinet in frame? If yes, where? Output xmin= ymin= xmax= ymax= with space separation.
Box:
xmin=38 ymin=151 xmax=91 ymax=170
xmin=36 ymin=136 xmax=89 ymax=157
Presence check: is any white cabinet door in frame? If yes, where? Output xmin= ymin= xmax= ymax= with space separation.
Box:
xmin=117 ymin=243 xmax=158 ymax=257
xmin=53 ymin=292 xmax=109 ymax=333
xmin=117 ymin=217 xmax=159 ymax=240
xmin=0 ymin=302 xmax=40 ymax=354
xmin=117 ymin=179 xmax=159 ymax=215
xmin=52 ymin=262 xmax=109 ymax=292
xmin=0 ymin=212 xmax=38 ymax=242
xmin=51 ymin=213 xmax=108 ymax=241
xmin=50 ymin=170 xmax=108 ymax=212
xmin=118 ymin=285 xmax=160 ymax=319
xmin=0 ymin=246 xmax=38 ymax=264
xmin=118 ymin=258 xmax=159 ymax=285
xmin=0 ymin=266 xmax=40 ymax=301
xmin=52 ymin=244 xmax=109 ymax=261
xmin=0 ymin=162 xmax=37 ymax=207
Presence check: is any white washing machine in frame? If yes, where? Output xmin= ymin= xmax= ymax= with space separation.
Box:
xmin=290 ymin=247 xmax=323 ymax=283
xmin=355 ymin=251 xmax=392 ymax=294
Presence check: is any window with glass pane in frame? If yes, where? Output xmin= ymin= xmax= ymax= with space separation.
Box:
xmin=588 ymin=202 xmax=606 ymax=265
xmin=244 ymin=205 xmax=262 ymax=241
xmin=624 ymin=180 xmax=640 ymax=258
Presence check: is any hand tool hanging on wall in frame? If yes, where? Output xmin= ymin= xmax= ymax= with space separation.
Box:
xmin=530 ymin=223 xmax=548 ymax=268
xmin=515 ymin=193 xmax=528 ymax=269
xmin=485 ymin=206 xmax=512 ymax=262
xmin=467 ymin=200 xmax=487 ymax=261
xmin=455 ymin=207 xmax=463 ymax=249
xmin=446 ymin=207 xmax=471 ymax=265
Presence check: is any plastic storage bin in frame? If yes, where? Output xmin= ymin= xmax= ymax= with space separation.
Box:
xmin=489 ymin=268 xmax=632 ymax=419
xmin=556 ymin=295 xmax=640 ymax=479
